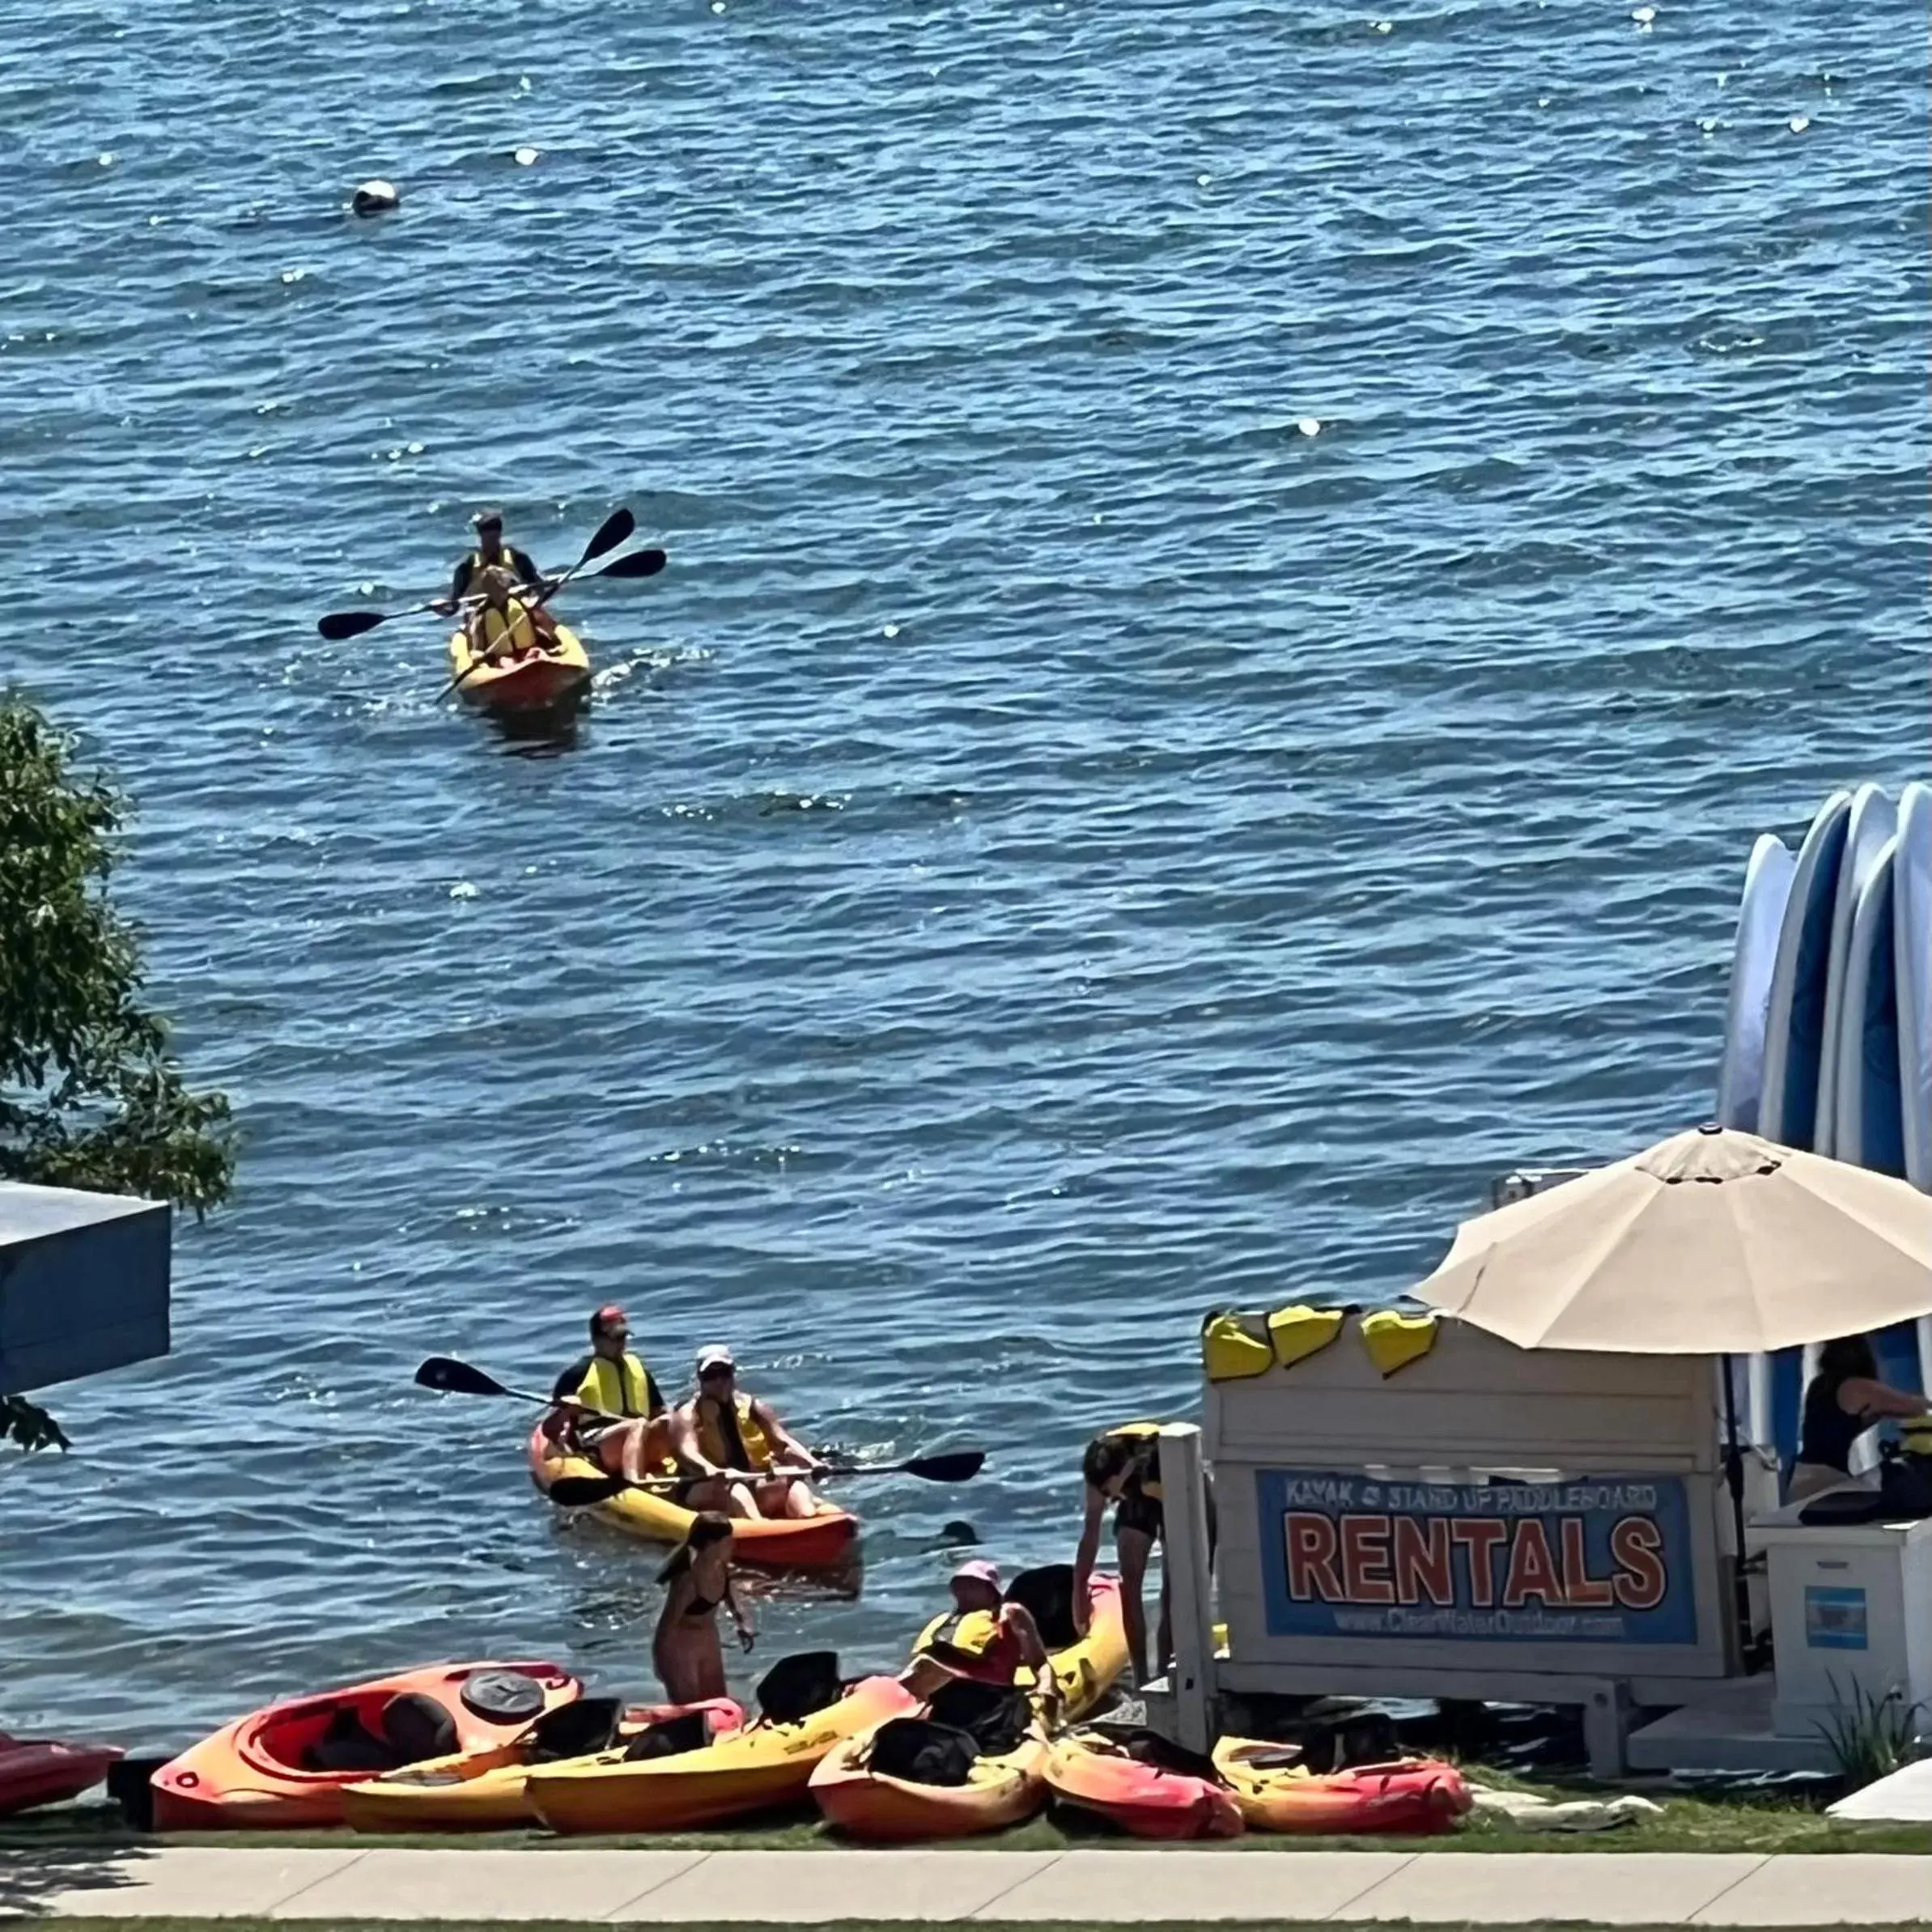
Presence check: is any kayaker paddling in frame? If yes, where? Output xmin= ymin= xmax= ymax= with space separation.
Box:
xmin=653 ymin=1514 xmax=752 ymax=1703
xmin=465 ymin=568 xmax=560 ymax=665
xmin=436 ymin=510 xmax=545 ymax=614
xmin=905 ymin=1560 xmax=1050 ymax=1699
xmin=669 ymin=1346 xmax=831 ymax=1522
xmin=1074 ymin=1423 xmax=1217 ymax=1688
xmin=548 ymin=1306 xmax=670 ymax=1486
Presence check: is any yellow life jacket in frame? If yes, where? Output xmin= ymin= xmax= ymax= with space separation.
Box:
xmin=915 ymin=1607 xmax=1000 ymax=1658
xmin=696 ymin=1393 xmax=775 ymax=1472
xmin=467 ymin=545 xmax=521 ymax=584
xmin=575 ymin=1352 xmax=653 ymax=1418
xmin=473 ymin=596 xmax=537 ymax=658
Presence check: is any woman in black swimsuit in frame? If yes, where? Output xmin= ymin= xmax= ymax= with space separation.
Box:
xmin=653 ymin=1514 xmax=753 ymax=1703
xmin=1790 ymin=1335 xmax=1932 ymax=1501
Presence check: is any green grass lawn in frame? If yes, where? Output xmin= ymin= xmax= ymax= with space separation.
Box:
xmin=0 ymin=1777 xmax=1926 ymax=1857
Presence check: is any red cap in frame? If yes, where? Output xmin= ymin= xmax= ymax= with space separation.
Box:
xmin=592 ymin=1303 xmax=628 ymax=1334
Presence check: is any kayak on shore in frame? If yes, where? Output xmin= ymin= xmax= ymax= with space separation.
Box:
xmin=809 ymin=1569 xmax=1128 ymax=1843
xmin=341 ymin=1696 xmax=742 ymax=1833
xmin=526 ymin=1422 xmax=860 ymax=1571
xmin=0 ymin=1733 xmax=124 ymax=1819
xmin=149 ymin=1662 xmax=581 ymax=1831
xmin=527 ymin=1652 xmax=915 ymax=1835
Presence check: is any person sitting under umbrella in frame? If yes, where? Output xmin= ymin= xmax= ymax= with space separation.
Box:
xmin=1790 ymin=1334 xmax=1932 ymax=1501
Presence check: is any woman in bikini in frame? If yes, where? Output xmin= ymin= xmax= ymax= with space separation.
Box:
xmin=652 ymin=1514 xmax=753 ymax=1704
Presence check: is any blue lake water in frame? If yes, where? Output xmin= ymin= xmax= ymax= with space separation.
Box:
xmin=2 ymin=0 xmax=1926 ymax=1744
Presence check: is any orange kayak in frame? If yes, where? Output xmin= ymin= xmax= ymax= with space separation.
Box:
xmin=1043 ymin=1731 xmax=1245 ymax=1841
xmin=812 ymin=1572 xmax=1131 ymax=1843
xmin=1212 ymin=1739 xmax=1472 ymax=1835
xmin=151 ymin=1662 xmax=582 ymax=1830
xmin=447 ymin=623 xmax=591 ymax=711
xmin=526 ymin=1425 xmax=859 ymax=1571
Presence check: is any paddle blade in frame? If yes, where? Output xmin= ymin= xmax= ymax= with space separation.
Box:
xmin=596 ymin=547 xmax=667 ymax=580
xmin=901 ymin=1450 xmax=985 ymax=1484
xmin=319 ymin=610 xmax=385 ymax=641
xmin=414 ymin=1356 xmax=513 ymax=1399
xmin=579 ymin=507 xmax=635 ymax=566
xmin=546 ymin=1475 xmax=628 ymax=1509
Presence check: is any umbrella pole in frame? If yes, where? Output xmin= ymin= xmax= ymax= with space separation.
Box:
xmin=1722 ymin=1357 xmax=1756 ymax=1668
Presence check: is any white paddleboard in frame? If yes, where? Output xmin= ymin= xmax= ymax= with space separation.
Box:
xmin=1759 ymin=790 xmax=1852 ymax=1152
xmin=1892 ymin=782 xmax=1932 ymax=1392
xmin=1815 ymin=784 xmax=1896 ymax=1154
xmin=1834 ymin=834 xmax=1904 ymax=1174
xmin=1718 ymin=834 xmax=1796 ymax=1133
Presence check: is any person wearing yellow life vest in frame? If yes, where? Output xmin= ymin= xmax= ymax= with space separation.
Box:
xmin=548 ymin=1305 xmax=669 ymax=1485
xmin=667 ymin=1346 xmax=830 ymax=1522
xmin=904 ymin=1560 xmax=1050 ymax=1701
xmin=1074 ymin=1423 xmax=1218 ymax=1688
xmin=437 ymin=509 xmax=546 ymax=614
xmin=465 ymin=567 xmax=560 ymax=665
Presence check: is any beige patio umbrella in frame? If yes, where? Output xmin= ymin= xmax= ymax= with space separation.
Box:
xmin=1411 ymin=1124 xmax=1932 ymax=1353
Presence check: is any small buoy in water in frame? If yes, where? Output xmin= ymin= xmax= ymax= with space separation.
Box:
xmin=351 ymin=179 xmax=399 ymax=217
xmin=1297 ymin=417 xmax=1323 ymax=437
xmin=1788 ymin=114 xmax=1811 ymax=134
xmin=513 ymin=146 xmax=539 ymax=167
xmin=1631 ymin=6 xmax=1655 ymax=24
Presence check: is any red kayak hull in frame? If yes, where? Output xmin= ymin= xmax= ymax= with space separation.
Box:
xmin=0 ymin=1737 xmax=125 ymax=1818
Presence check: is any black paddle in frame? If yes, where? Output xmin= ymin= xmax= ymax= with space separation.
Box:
xmin=542 ymin=1451 xmax=986 ymax=1510
xmin=437 ymin=547 xmax=666 ymax=705
xmin=317 ymin=508 xmax=645 ymax=641
xmin=415 ymin=1356 xmax=555 ymax=1406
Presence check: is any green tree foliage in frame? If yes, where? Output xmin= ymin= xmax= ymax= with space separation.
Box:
xmin=0 ymin=698 xmax=236 ymax=1449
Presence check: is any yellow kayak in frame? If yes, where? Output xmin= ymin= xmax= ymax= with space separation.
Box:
xmin=527 ymin=1657 xmax=915 ymax=1836
xmin=340 ymin=1697 xmax=741 ymax=1834
xmin=446 ymin=622 xmax=591 ymax=711
xmin=525 ymin=1425 xmax=859 ymax=1570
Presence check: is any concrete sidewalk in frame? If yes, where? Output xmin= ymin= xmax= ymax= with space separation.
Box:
xmin=3 ymin=1848 xmax=1931 ymax=1924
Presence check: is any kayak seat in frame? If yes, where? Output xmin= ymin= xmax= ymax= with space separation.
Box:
xmin=1120 ymin=1730 xmax=1225 ymax=1783
xmin=926 ymin=1679 xmax=1031 ymax=1757
xmin=1004 ymin=1565 xmax=1078 ymax=1650
xmin=527 ymin=1697 xmax=626 ymax=1763
xmin=461 ymin=1670 xmax=549 ymax=1725
xmin=1297 ymin=1711 xmax=1399 ymax=1773
xmin=305 ymin=1693 xmax=456 ymax=1774
xmin=866 ymin=1718 xmax=980 ymax=1788
xmin=756 ymin=1652 xmax=843 ymax=1726
xmin=621 ymin=1711 xmax=711 ymax=1762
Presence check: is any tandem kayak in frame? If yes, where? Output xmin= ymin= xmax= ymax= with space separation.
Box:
xmin=526 ymin=1424 xmax=859 ymax=1571
xmin=0 ymin=1734 xmax=124 ymax=1819
xmin=809 ymin=1569 xmax=1128 ymax=1843
xmin=1212 ymin=1738 xmax=1471 ymax=1836
xmin=528 ymin=1653 xmax=915 ymax=1835
xmin=341 ymin=1696 xmax=741 ymax=1833
xmin=1043 ymin=1730 xmax=1245 ymax=1841
xmin=151 ymin=1662 xmax=582 ymax=1830
xmin=447 ymin=624 xmax=591 ymax=711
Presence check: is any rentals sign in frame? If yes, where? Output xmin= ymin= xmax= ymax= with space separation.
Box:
xmin=1256 ymin=1469 xmax=1698 ymax=1645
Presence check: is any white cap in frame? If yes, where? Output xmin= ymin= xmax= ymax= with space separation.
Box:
xmin=695 ymin=1344 xmax=736 ymax=1374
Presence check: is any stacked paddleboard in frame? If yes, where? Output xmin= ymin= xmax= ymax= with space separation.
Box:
xmin=1717 ymin=783 xmax=1932 ymax=1467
